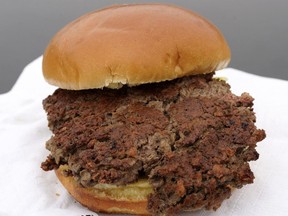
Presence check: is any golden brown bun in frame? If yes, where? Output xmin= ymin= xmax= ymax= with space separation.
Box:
xmin=55 ymin=166 xmax=151 ymax=215
xmin=43 ymin=4 xmax=230 ymax=90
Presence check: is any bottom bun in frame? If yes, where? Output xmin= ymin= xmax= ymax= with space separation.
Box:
xmin=55 ymin=165 xmax=153 ymax=215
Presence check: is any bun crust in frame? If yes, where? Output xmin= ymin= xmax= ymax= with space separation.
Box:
xmin=43 ymin=4 xmax=230 ymax=90
xmin=55 ymin=167 xmax=150 ymax=215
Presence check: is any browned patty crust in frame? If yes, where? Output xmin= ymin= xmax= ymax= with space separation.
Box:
xmin=41 ymin=73 xmax=265 ymax=214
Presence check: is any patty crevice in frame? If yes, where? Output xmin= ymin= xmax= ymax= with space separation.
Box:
xmin=41 ymin=73 xmax=265 ymax=214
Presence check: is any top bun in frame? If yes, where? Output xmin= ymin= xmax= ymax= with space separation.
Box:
xmin=42 ymin=4 xmax=231 ymax=90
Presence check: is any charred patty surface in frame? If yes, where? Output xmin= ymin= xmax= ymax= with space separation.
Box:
xmin=41 ymin=74 xmax=265 ymax=214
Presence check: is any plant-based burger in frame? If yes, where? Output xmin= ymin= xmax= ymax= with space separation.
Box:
xmin=41 ymin=4 xmax=266 ymax=215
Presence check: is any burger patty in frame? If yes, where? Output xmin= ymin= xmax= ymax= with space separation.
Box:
xmin=41 ymin=73 xmax=265 ymax=215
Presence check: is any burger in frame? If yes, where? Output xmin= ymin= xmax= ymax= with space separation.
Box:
xmin=41 ymin=4 xmax=266 ymax=215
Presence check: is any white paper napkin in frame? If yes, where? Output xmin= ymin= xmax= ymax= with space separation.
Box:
xmin=0 ymin=56 xmax=287 ymax=216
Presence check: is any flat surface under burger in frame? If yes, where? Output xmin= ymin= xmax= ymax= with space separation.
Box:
xmin=41 ymin=74 xmax=265 ymax=215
